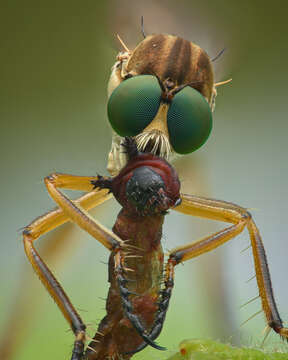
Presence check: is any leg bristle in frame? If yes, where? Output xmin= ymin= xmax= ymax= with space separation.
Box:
xmin=240 ymin=309 xmax=262 ymax=327
xmin=246 ymin=274 xmax=256 ymax=283
xmin=86 ymin=345 xmax=97 ymax=353
xmin=239 ymin=295 xmax=260 ymax=309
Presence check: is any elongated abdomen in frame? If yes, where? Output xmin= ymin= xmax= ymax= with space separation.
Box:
xmin=86 ymin=212 xmax=164 ymax=359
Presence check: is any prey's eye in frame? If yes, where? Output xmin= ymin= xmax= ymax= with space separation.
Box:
xmin=107 ymin=75 xmax=161 ymax=136
xmin=167 ymin=87 xmax=212 ymax=154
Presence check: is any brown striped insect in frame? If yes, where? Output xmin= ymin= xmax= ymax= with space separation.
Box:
xmin=23 ymin=28 xmax=288 ymax=360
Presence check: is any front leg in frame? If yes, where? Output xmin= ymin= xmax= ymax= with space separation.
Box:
xmin=169 ymin=193 xmax=288 ymax=339
xmin=23 ymin=173 xmax=123 ymax=360
xmin=44 ymin=173 xmax=123 ymax=250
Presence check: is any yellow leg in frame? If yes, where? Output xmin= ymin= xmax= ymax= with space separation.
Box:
xmin=23 ymin=173 xmax=120 ymax=359
xmin=44 ymin=173 xmax=123 ymax=249
xmin=169 ymin=193 xmax=288 ymax=339
xmin=25 ymin=186 xmax=112 ymax=238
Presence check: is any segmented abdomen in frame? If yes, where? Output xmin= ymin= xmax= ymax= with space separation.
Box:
xmin=85 ymin=209 xmax=164 ymax=359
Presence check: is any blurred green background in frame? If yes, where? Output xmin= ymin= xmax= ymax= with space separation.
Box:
xmin=1 ymin=0 xmax=288 ymax=359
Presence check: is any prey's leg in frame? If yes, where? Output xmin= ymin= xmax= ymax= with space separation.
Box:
xmin=168 ymin=193 xmax=288 ymax=339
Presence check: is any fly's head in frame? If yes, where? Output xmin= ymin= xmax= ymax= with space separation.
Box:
xmin=107 ymin=33 xmax=216 ymax=176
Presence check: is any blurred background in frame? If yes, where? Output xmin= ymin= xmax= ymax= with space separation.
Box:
xmin=1 ymin=0 xmax=288 ymax=359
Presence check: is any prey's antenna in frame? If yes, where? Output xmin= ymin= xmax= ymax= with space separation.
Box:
xmin=141 ymin=16 xmax=146 ymax=38
xmin=211 ymin=48 xmax=226 ymax=62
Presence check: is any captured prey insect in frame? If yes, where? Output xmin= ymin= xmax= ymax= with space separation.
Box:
xmin=23 ymin=28 xmax=288 ymax=360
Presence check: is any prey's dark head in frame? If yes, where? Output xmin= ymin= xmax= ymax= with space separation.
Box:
xmin=126 ymin=166 xmax=170 ymax=216
xmin=93 ymin=138 xmax=181 ymax=216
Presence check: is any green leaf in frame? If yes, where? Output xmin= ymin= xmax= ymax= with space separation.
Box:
xmin=166 ymin=339 xmax=288 ymax=360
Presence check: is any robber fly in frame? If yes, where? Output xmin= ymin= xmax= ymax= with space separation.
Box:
xmin=23 ymin=27 xmax=288 ymax=360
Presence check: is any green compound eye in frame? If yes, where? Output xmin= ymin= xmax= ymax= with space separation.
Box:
xmin=167 ymin=87 xmax=212 ymax=154
xmin=107 ymin=75 xmax=161 ymax=136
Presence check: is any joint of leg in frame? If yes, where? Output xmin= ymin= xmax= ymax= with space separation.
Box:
xmin=44 ymin=174 xmax=57 ymax=185
xmin=75 ymin=330 xmax=86 ymax=342
xmin=268 ymin=320 xmax=283 ymax=333
xmin=23 ymin=227 xmax=37 ymax=242
xmin=23 ymin=227 xmax=32 ymax=237
xmin=168 ymin=254 xmax=180 ymax=266
xmin=72 ymin=322 xmax=86 ymax=335
xmin=112 ymin=239 xmax=124 ymax=251
xmin=72 ymin=332 xmax=86 ymax=358
xmin=241 ymin=210 xmax=252 ymax=221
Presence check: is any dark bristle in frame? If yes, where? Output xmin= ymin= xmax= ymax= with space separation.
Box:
xmin=121 ymin=137 xmax=139 ymax=159
xmin=211 ymin=47 xmax=226 ymax=62
xmin=91 ymin=177 xmax=112 ymax=191
xmin=140 ymin=16 xmax=146 ymax=38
